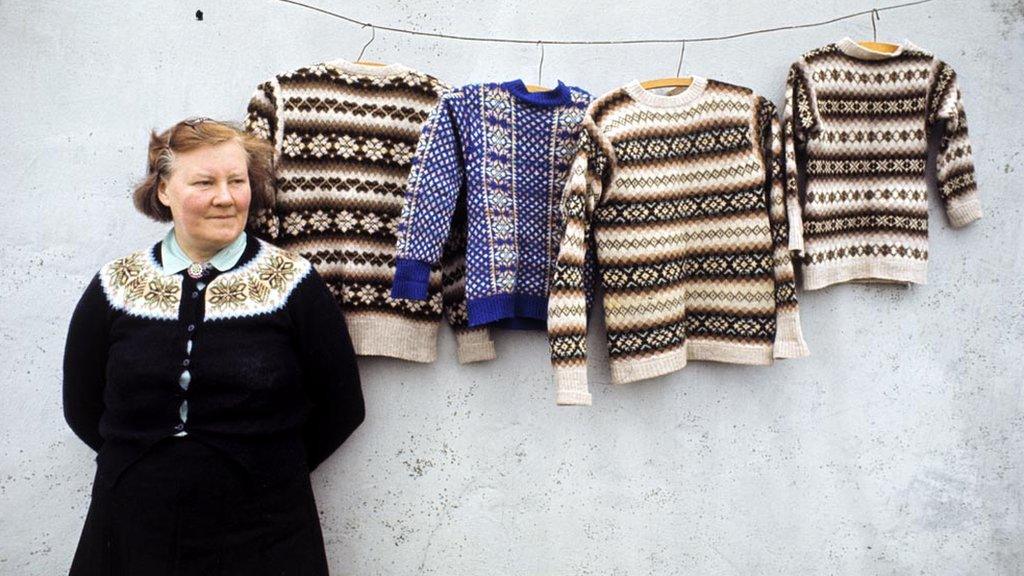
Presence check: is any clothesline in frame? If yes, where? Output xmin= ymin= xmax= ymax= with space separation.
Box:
xmin=274 ymin=0 xmax=937 ymax=46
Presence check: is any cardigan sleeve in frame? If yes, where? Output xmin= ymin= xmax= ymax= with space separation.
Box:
xmin=759 ymin=97 xmax=810 ymax=359
xmin=391 ymin=93 xmax=465 ymax=301
xmin=290 ymin=269 xmax=365 ymax=471
xmin=547 ymin=120 xmax=608 ymax=406
xmin=928 ymin=61 xmax=982 ymax=228
xmin=244 ymin=78 xmax=283 ymax=242
xmin=782 ymin=62 xmax=818 ymax=255
xmin=62 ymin=274 xmax=109 ymax=452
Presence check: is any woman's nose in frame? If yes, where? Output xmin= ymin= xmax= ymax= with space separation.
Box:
xmin=212 ymin=181 xmax=233 ymax=205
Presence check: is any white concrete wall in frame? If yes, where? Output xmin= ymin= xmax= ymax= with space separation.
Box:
xmin=1 ymin=1 xmax=1022 ymax=574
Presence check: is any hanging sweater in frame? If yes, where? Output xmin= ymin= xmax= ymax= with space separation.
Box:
xmin=245 ymin=60 xmax=495 ymax=363
xmin=783 ymin=38 xmax=982 ymax=290
xmin=548 ymin=78 xmax=809 ymax=406
xmin=391 ymin=80 xmax=592 ymax=328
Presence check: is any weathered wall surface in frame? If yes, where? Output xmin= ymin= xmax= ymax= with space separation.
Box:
xmin=1 ymin=1 xmax=1021 ymax=574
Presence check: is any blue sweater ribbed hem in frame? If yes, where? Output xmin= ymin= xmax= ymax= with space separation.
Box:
xmin=467 ymin=294 xmax=548 ymax=329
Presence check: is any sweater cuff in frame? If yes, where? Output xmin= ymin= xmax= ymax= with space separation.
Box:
xmin=391 ymin=258 xmax=431 ymax=301
xmin=455 ymin=328 xmax=497 ymax=364
xmin=787 ymin=204 xmax=805 ymax=254
xmin=946 ymin=196 xmax=983 ymax=228
xmin=554 ymin=366 xmax=592 ymax=406
xmin=774 ymin=307 xmax=810 ymax=359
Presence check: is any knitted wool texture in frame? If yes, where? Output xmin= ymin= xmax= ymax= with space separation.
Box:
xmin=548 ymin=78 xmax=809 ymax=406
xmin=245 ymin=60 xmax=495 ymax=363
xmin=783 ymin=39 xmax=982 ymax=289
xmin=391 ymin=80 xmax=592 ymax=328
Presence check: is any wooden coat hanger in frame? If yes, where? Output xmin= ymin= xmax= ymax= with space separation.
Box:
xmin=857 ymin=10 xmax=901 ymax=53
xmin=354 ymin=25 xmax=387 ymax=66
xmin=640 ymin=42 xmax=693 ymax=92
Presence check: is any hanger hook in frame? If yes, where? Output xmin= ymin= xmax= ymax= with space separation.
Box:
xmin=537 ymin=41 xmax=545 ymax=87
xmin=870 ymin=9 xmax=880 ymax=43
xmin=675 ymin=41 xmax=687 ymax=77
xmin=357 ymin=24 xmax=376 ymax=62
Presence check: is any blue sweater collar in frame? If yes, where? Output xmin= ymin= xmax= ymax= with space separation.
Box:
xmin=499 ymin=79 xmax=573 ymax=107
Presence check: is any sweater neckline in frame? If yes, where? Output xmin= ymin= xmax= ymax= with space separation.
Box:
xmin=324 ymin=59 xmax=412 ymax=77
xmin=499 ymin=79 xmax=574 ymax=107
xmin=836 ymin=37 xmax=913 ymax=61
xmin=623 ymin=76 xmax=709 ymax=109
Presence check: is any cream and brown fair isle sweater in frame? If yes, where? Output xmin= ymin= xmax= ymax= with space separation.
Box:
xmin=783 ymin=38 xmax=982 ymax=290
xmin=245 ymin=60 xmax=495 ymax=363
xmin=549 ymin=78 xmax=809 ymax=405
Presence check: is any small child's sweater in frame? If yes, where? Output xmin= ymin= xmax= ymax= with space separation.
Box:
xmin=783 ymin=38 xmax=982 ymax=289
xmin=391 ymin=80 xmax=592 ymax=328
xmin=244 ymin=60 xmax=495 ymax=363
xmin=549 ymin=78 xmax=809 ymax=405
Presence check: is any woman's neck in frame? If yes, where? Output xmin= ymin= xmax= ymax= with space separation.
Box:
xmin=174 ymin=232 xmax=225 ymax=263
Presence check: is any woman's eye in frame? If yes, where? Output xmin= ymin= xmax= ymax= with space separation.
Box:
xmin=230 ymin=178 xmax=246 ymax=185
xmin=192 ymin=180 xmax=213 ymax=187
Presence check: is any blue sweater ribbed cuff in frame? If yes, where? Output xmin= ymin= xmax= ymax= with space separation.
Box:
xmin=391 ymin=258 xmax=431 ymax=301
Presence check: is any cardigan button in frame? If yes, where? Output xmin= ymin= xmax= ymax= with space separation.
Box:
xmin=173 ymin=423 xmax=184 ymax=432
xmin=182 ymin=358 xmax=190 ymax=367
xmin=187 ymin=324 xmax=195 ymax=332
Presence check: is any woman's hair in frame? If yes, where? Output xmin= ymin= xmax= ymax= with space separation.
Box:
xmin=132 ymin=118 xmax=276 ymax=222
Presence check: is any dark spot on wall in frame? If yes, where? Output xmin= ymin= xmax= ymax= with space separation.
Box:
xmin=195 ymin=9 xmax=204 ymax=21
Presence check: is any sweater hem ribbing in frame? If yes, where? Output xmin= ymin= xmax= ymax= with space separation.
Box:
xmin=802 ymin=257 xmax=927 ymax=291
xmin=686 ymin=340 xmax=773 ymax=365
xmin=345 ymin=313 xmax=439 ymax=363
xmin=467 ymin=294 xmax=548 ymax=328
xmin=609 ymin=347 xmax=688 ymax=385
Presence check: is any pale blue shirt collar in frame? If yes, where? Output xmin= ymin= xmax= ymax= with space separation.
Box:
xmin=161 ymin=229 xmax=247 ymax=275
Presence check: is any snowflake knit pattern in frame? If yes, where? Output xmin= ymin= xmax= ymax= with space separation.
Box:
xmin=244 ymin=60 xmax=495 ymax=364
xmin=391 ymin=80 xmax=592 ymax=328
xmin=783 ymin=38 xmax=982 ymax=290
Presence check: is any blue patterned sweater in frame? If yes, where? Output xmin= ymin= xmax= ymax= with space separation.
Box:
xmin=391 ymin=80 xmax=592 ymax=328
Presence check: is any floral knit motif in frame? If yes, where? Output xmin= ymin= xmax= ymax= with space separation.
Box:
xmin=101 ymin=252 xmax=181 ymax=320
xmin=244 ymin=60 xmax=495 ymax=363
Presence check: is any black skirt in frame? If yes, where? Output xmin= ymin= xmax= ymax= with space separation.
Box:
xmin=70 ymin=437 xmax=329 ymax=576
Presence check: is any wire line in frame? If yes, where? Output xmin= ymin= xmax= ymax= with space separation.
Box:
xmin=274 ymin=0 xmax=937 ymax=46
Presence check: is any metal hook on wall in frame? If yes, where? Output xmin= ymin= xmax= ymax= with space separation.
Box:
xmin=357 ymin=24 xmax=376 ymax=62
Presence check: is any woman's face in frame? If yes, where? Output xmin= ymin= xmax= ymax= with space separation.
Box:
xmin=158 ymin=140 xmax=251 ymax=255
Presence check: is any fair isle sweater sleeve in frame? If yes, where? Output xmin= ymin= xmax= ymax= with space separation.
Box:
xmin=62 ymin=274 xmax=109 ymax=452
xmin=929 ymin=62 xmax=982 ymax=227
xmin=391 ymin=93 xmax=465 ymax=301
xmin=759 ymin=97 xmax=810 ymax=358
xmin=289 ymin=269 xmax=365 ymax=471
xmin=547 ymin=121 xmax=609 ymax=406
xmin=244 ymin=78 xmax=283 ymax=241
xmin=782 ymin=62 xmax=819 ymax=254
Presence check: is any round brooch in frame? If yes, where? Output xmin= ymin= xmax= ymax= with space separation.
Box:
xmin=187 ymin=262 xmax=208 ymax=279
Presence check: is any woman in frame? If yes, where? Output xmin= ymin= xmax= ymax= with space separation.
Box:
xmin=63 ymin=117 xmax=365 ymax=575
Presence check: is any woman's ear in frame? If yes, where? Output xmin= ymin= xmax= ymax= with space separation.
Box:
xmin=157 ymin=178 xmax=170 ymax=208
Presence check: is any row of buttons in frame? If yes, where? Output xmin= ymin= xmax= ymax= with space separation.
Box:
xmin=174 ymin=280 xmax=206 ymax=436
